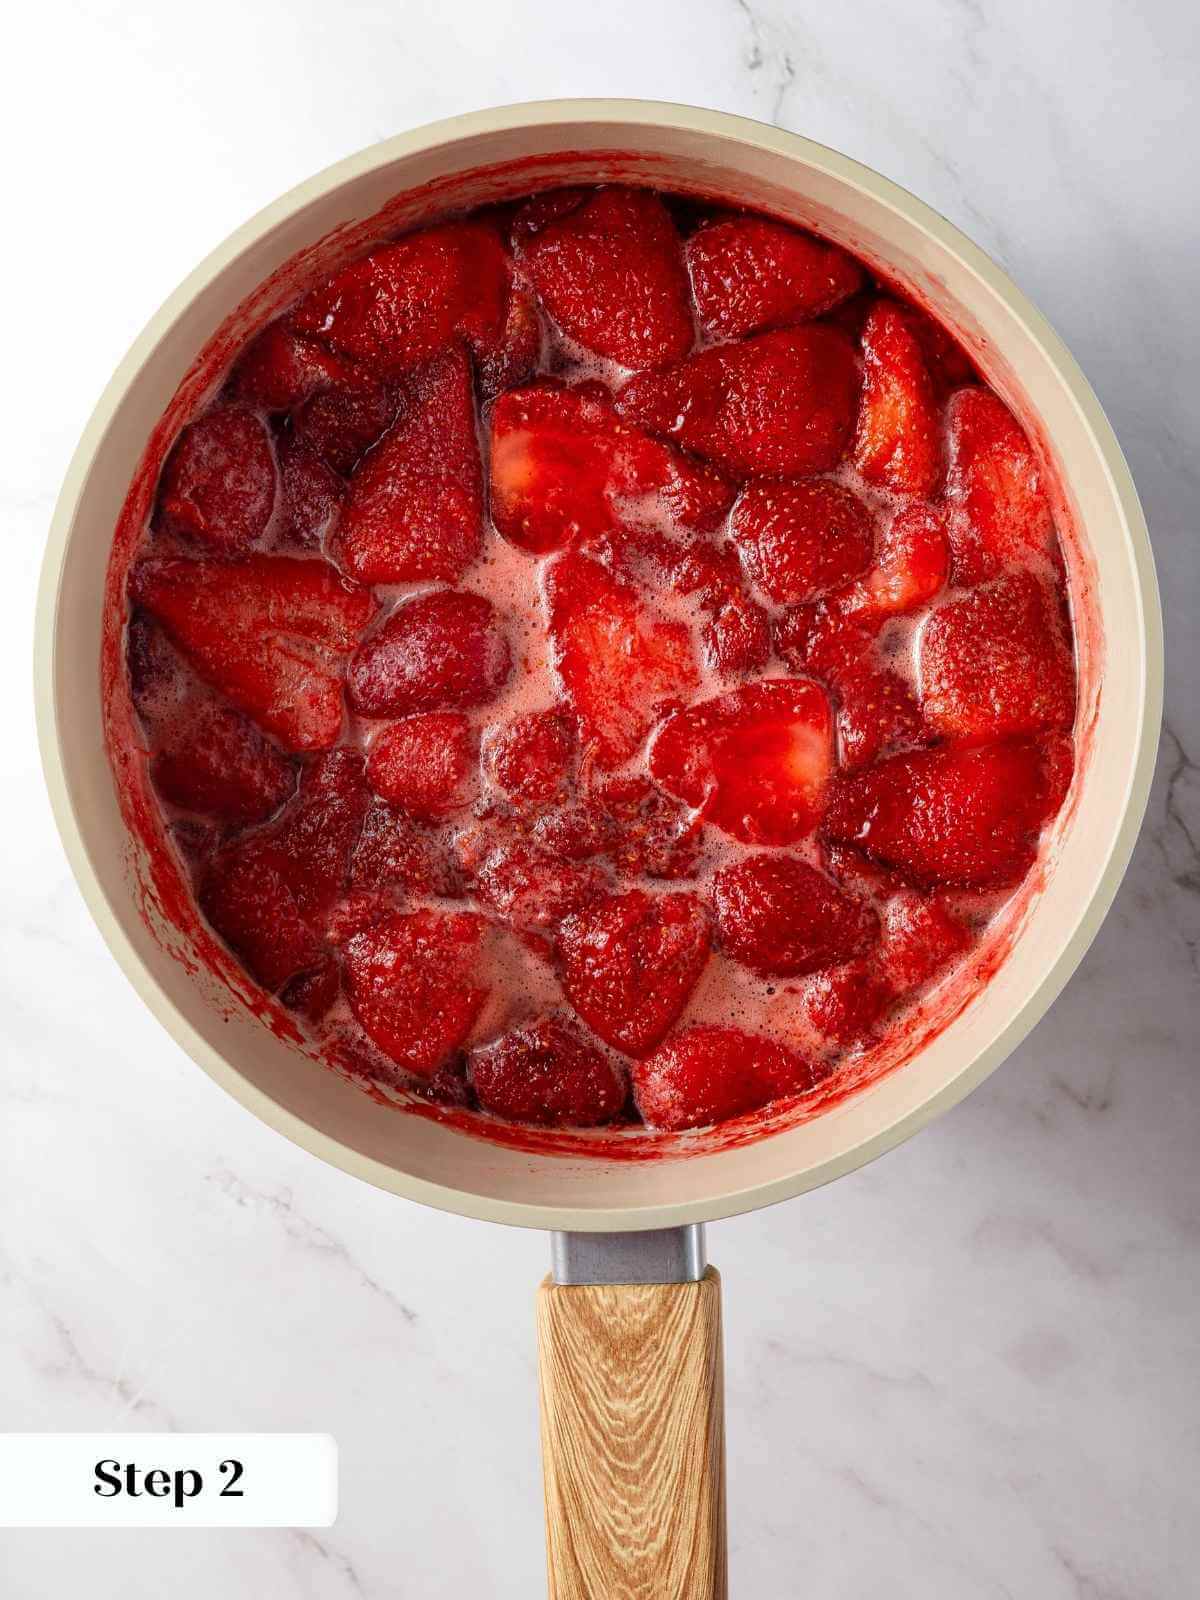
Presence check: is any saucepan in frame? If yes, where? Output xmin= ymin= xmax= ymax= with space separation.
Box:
xmin=35 ymin=101 xmax=1162 ymax=1597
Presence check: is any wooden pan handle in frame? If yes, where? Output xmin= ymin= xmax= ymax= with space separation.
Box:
xmin=536 ymin=1266 xmax=727 ymax=1600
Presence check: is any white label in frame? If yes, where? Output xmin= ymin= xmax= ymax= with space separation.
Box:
xmin=0 ymin=1434 xmax=337 ymax=1527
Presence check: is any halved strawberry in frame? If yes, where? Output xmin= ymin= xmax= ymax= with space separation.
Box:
xmin=292 ymin=374 xmax=397 ymax=475
xmin=879 ymin=890 xmax=972 ymax=993
xmin=531 ymin=804 xmax=615 ymax=863
xmin=129 ymin=614 xmax=297 ymax=826
xmin=944 ymin=388 xmax=1052 ymax=584
xmin=469 ymin=1016 xmax=625 ymax=1127
xmin=341 ymin=909 xmax=489 ymax=1075
xmin=616 ymin=327 xmax=859 ymax=478
xmin=558 ymin=889 xmax=711 ymax=1057
xmin=633 ymin=1026 xmax=820 ymax=1132
xmin=156 ymin=407 xmax=277 ymax=552
xmin=467 ymin=838 xmax=608 ymax=934
xmin=919 ymin=570 xmax=1075 ymax=744
xmin=890 ymin=300 xmax=976 ymax=397
xmin=229 ymin=320 xmax=360 ymax=411
xmin=648 ymin=679 xmax=833 ymax=846
xmin=489 ymin=382 xmax=732 ymax=555
xmin=152 ymin=697 xmax=296 ymax=825
xmin=130 ymin=555 xmax=377 ymax=751
xmin=476 ymin=285 xmax=542 ymax=401
xmin=274 ymin=429 xmax=344 ymax=550
xmin=824 ymin=740 xmax=1058 ymax=889
xmin=686 ymin=216 xmax=862 ymax=340
xmin=710 ymin=600 xmax=773 ymax=678
xmin=291 ymin=220 xmax=510 ymax=374
xmin=200 ymin=836 xmax=322 ymax=991
xmin=802 ymin=961 xmax=892 ymax=1047
xmin=545 ymin=552 xmax=698 ymax=768
xmin=484 ymin=709 xmax=575 ymax=808
xmin=839 ymin=504 xmax=949 ymax=623
xmin=731 ymin=479 xmax=874 ymax=604
xmin=365 ymin=712 xmax=476 ymax=820
xmin=331 ymin=346 xmax=482 ymax=583
xmin=350 ymin=800 xmax=461 ymax=899
xmin=774 ymin=602 xmax=877 ymax=686
xmin=324 ymin=888 xmax=400 ymax=945
xmin=711 ymin=854 xmax=877 ymax=976
xmin=517 ymin=186 xmax=693 ymax=369
xmin=836 ymin=664 xmax=931 ymax=773
xmin=347 ymin=589 xmax=510 ymax=719
xmin=851 ymin=301 xmax=942 ymax=497
xmin=200 ymin=749 xmax=368 ymax=989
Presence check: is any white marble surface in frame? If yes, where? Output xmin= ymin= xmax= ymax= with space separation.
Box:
xmin=3 ymin=1 xmax=1197 ymax=1594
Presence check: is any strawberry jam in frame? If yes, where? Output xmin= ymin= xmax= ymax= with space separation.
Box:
xmin=120 ymin=185 xmax=1078 ymax=1141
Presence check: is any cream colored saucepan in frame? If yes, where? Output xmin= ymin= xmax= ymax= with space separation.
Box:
xmin=35 ymin=102 xmax=1161 ymax=1598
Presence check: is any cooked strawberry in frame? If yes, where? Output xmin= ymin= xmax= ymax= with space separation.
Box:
xmin=324 ymin=888 xmax=400 ymax=945
xmin=879 ymin=891 xmax=972 ymax=993
xmin=839 ymin=504 xmax=949 ymax=622
xmin=711 ymin=854 xmax=877 ymax=977
xmin=350 ymin=800 xmax=461 ymax=899
xmin=156 ymin=407 xmax=276 ymax=552
xmin=292 ymin=374 xmax=397 ymax=475
xmin=891 ymin=301 xmax=976 ymax=396
xmin=824 ymin=741 xmax=1059 ymax=889
xmin=774 ymin=602 xmax=877 ymax=685
xmin=331 ymin=346 xmax=482 ymax=583
xmin=274 ymin=429 xmax=344 ymax=550
xmin=484 ymin=709 xmax=575 ymax=808
xmin=291 ymin=220 xmax=510 ymax=373
xmin=200 ymin=836 xmax=321 ymax=990
xmin=270 ymin=749 xmax=371 ymax=919
xmin=129 ymin=614 xmax=297 ymax=825
xmin=130 ymin=555 xmax=376 ymax=751
xmin=200 ymin=749 xmax=368 ymax=989
xmin=279 ymin=957 xmax=340 ymax=1023
xmin=802 ymin=961 xmax=892 ymax=1047
xmin=836 ymin=664 xmax=931 ymax=773
xmin=920 ymin=570 xmax=1075 ymax=744
xmin=151 ymin=697 xmax=296 ymax=824
xmin=731 ymin=479 xmax=874 ymax=604
xmin=476 ymin=286 xmax=542 ymax=401
xmin=591 ymin=773 xmax=707 ymax=882
xmin=686 ymin=216 xmax=862 ymax=340
xmin=702 ymin=591 xmax=772 ymax=677
xmin=558 ymin=889 xmax=711 ymax=1057
xmin=545 ymin=552 xmax=698 ymax=768
xmin=230 ymin=321 xmax=360 ymax=411
xmin=341 ymin=909 xmax=489 ymax=1075
xmin=616 ymin=327 xmax=859 ymax=478
xmin=469 ymin=1016 xmax=625 ymax=1126
xmin=365 ymin=712 xmax=476 ymax=819
xmin=489 ymin=383 xmax=732 ymax=555
xmin=347 ymin=589 xmax=510 ymax=719
xmin=469 ymin=839 xmax=608 ymax=933
xmin=509 ymin=188 xmax=590 ymax=243
xmin=633 ymin=1026 xmax=820 ymax=1131
xmin=944 ymin=388 xmax=1052 ymax=584
xmin=531 ymin=804 xmax=615 ymax=862
xmin=851 ymin=301 xmax=942 ymax=497
xmin=517 ymin=186 xmax=693 ymax=369
xmin=648 ymin=679 xmax=833 ymax=846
